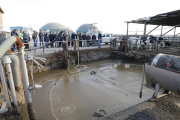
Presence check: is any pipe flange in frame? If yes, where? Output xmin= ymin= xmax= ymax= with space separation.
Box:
xmin=3 ymin=55 xmax=12 ymax=64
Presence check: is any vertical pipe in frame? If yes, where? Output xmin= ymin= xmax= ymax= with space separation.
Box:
xmin=144 ymin=21 xmax=147 ymax=36
xmin=19 ymin=47 xmax=32 ymax=103
xmin=5 ymin=62 xmax=18 ymax=106
xmin=78 ymin=39 xmax=79 ymax=65
xmin=19 ymin=47 xmax=36 ymax=120
xmin=0 ymin=60 xmax=11 ymax=108
xmin=139 ymin=64 xmax=145 ymax=98
xmin=160 ymin=25 xmax=163 ymax=37
xmin=125 ymin=23 xmax=129 ymax=53
xmin=173 ymin=27 xmax=176 ymax=42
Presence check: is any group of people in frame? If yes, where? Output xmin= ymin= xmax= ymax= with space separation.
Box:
xmin=78 ymin=31 xmax=102 ymax=48
xmin=32 ymin=30 xmax=102 ymax=48
xmin=11 ymin=29 xmax=102 ymax=50
xmin=11 ymin=29 xmax=31 ymax=51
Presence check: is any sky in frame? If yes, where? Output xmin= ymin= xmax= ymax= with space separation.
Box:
xmin=1 ymin=0 xmax=180 ymax=35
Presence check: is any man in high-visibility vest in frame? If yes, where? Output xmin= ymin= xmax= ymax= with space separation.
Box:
xmin=19 ymin=29 xmax=23 ymax=40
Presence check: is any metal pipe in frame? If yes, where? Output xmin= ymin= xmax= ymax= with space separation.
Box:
xmin=0 ymin=60 xmax=11 ymax=108
xmin=146 ymin=25 xmax=160 ymax=35
xmin=125 ymin=23 xmax=129 ymax=53
xmin=139 ymin=64 xmax=145 ymax=98
xmin=9 ymin=54 xmax=22 ymax=88
xmin=0 ymin=36 xmax=16 ymax=58
xmin=19 ymin=47 xmax=32 ymax=104
xmin=3 ymin=55 xmax=18 ymax=106
xmin=173 ymin=27 xmax=176 ymax=42
xmin=143 ymin=21 xmax=147 ymax=36
xmin=160 ymin=26 xmax=163 ymax=37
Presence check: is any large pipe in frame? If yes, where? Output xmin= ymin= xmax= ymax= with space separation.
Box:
xmin=0 ymin=36 xmax=24 ymax=59
xmin=19 ymin=47 xmax=32 ymax=103
xmin=0 ymin=60 xmax=11 ymax=108
xmin=3 ymin=55 xmax=18 ymax=107
xmin=9 ymin=53 xmax=22 ymax=89
xmin=19 ymin=46 xmax=36 ymax=120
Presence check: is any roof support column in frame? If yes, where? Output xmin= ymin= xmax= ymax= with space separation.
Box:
xmin=173 ymin=27 xmax=176 ymax=42
xmin=160 ymin=25 xmax=163 ymax=37
xmin=143 ymin=21 xmax=147 ymax=36
xmin=125 ymin=22 xmax=129 ymax=53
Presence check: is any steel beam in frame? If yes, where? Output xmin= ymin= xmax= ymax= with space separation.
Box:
xmin=146 ymin=25 xmax=160 ymax=35
xmin=162 ymin=26 xmax=176 ymax=36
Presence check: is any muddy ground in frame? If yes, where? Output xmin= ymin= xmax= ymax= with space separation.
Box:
xmin=100 ymin=93 xmax=180 ymax=120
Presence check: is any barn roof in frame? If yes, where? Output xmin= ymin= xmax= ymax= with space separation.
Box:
xmin=0 ymin=7 xmax=4 ymax=14
xmin=125 ymin=10 xmax=180 ymax=26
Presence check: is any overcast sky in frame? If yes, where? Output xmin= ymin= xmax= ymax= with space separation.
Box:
xmin=1 ymin=0 xmax=180 ymax=35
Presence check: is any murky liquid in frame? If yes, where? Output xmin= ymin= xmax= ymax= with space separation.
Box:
xmin=21 ymin=59 xmax=154 ymax=120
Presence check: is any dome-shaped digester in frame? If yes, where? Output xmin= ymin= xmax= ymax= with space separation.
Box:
xmin=77 ymin=24 xmax=100 ymax=35
xmin=39 ymin=22 xmax=72 ymax=33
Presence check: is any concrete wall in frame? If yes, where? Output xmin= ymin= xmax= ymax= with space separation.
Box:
xmin=0 ymin=12 xmax=3 ymax=25
xmin=27 ymin=48 xmax=111 ymax=73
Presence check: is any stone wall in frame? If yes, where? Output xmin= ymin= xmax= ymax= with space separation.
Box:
xmin=27 ymin=48 xmax=111 ymax=73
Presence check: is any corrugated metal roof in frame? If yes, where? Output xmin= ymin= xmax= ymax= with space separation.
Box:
xmin=125 ymin=10 xmax=180 ymax=26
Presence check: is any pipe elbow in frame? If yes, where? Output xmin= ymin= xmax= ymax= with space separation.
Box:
xmin=14 ymin=36 xmax=24 ymax=50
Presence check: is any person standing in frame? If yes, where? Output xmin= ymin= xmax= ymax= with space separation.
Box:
xmin=71 ymin=32 xmax=77 ymax=47
xmin=54 ymin=31 xmax=60 ymax=48
xmin=59 ymin=32 xmax=63 ymax=47
xmin=39 ymin=30 xmax=44 ymax=46
xmin=32 ymin=31 xmax=38 ymax=47
xmin=49 ymin=32 xmax=54 ymax=48
xmin=86 ymin=33 xmax=91 ymax=47
xmin=11 ymin=29 xmax=18 ymax=51
xmin=98 ymin=31 xmax=102 ymax=48
xmin=19 ymin=29 xmax=23 ymax=41
xmin=78 ymin=32 xmax=82 ymax=47
xmin=23 ymin=30 xmax=30 ymax=49
xmin=44 ymin=33 xmax=50 ymax=48
xmin=92 ymin=33 xmax=97 ymax=46
xmin=82 ymin=32 xmax=86 ymax=47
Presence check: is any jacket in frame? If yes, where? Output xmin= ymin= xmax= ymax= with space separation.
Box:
xmin=19 ymin=32 xmax=23 ymax=39
xmin=23 ymin=33 xmax=30 ymax=41
xmin=49 ymin=34 xmax=54 ymax=42
xmin=82 ymin=35 xmax=86 ymax=40
xmin=92 ymin=35 xmax=96 ymax=40
xmin=39 ymin=32 xmax=44 ymax=39
xmin=86 ymin=35 xmax=91 ymax=40
xmin=78 ymin=34 xmax=82 ymax=40
xmin=71 ymin=33 xmax=77 ymax=40
xmin=98 ymin=33 xmax=102 ymax=39
xmin=44 ymin=35 xmax=50 ymax=42
xmin=11 ymin=31 xmax=18 ymax=37
xmin=32 ymin=33 xmax=37 ymax=39
xmin=60 ymin=34 xmax=63 ymax=41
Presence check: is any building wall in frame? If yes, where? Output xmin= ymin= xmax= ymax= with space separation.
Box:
xmin=0 ymin=12 xmax=3 ymax=25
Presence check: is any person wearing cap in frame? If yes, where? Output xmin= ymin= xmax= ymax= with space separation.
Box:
xmin=98 ymin=31 xmax=102 ymax=48
xmin=82 ymin=32 xmax=87 ymax=47
xmin=19 ymin=29 xmax=23 ymax=40
xmin=32 ymin=31 xmax=38 ymax=47
xmin=11 ymin=29 xmax=18 ymax=51
xmin=23 ymin=30 xmax=30 ymax=49
xmin=39 ymin=30 xmax=44 ymax=46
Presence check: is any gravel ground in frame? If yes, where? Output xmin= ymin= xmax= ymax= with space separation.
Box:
xmin=99 ymin=93 xmax=180 ymax=120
